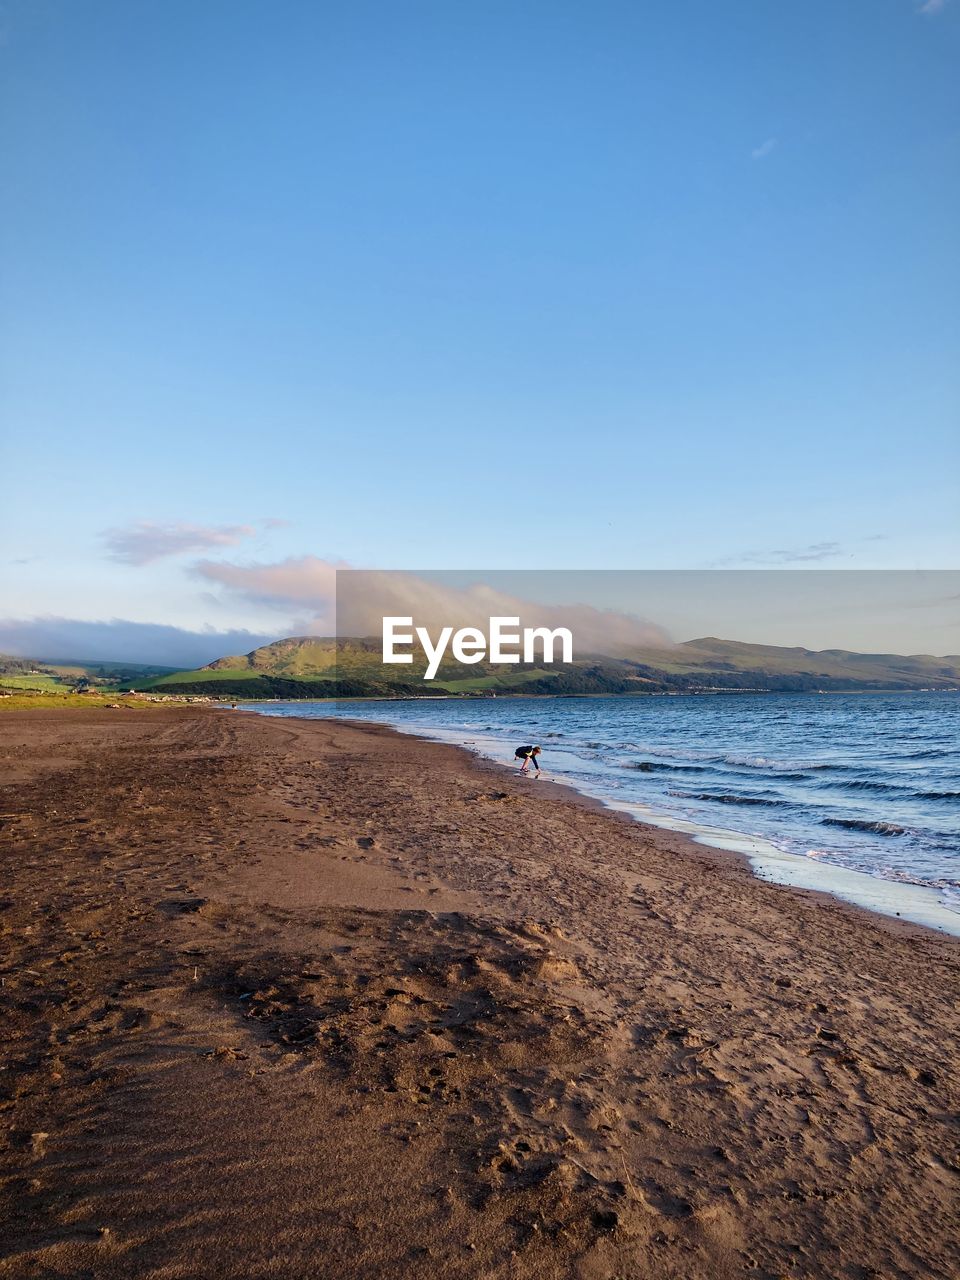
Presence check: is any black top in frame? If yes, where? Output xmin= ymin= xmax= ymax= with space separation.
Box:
xmin=515 ymin=745 xmax=540 ymax=758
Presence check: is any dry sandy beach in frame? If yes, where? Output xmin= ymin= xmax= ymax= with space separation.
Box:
xmin=1 ymin=708 xmax=958 ymax=1280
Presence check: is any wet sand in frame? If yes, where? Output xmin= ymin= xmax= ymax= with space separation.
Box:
xmin=1 ymin=708 xmax=958 ymax=1280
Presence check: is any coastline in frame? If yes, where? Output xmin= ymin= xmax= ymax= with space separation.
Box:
xmin=2 ymin=707 xmax=958 ymax=1279
xmin=244 ymin=702 xmax=960 ymax=938
xmin=393 ymin=716 xmax=960 ymax=940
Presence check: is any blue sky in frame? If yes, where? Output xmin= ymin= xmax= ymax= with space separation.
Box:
xmin=1 ymin=0 xmax=958 ymax=661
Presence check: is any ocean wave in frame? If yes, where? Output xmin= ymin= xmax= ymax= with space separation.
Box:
xmin=613 ymin=752 xmax=820 ymax=782
xmin=668 ymin=790 xmax=790 ymax=808
xmin=615 ymin=745 xmax=823 ymax=773
xmin=802 ymin=762 xmax=858 ymax=773
xmin=872 ymin=867 xmax=960 ymax=890
xmin=615 ymin=743 xmax=715 ymax=760
xmin=729 ymin=768 xmax=811 ymax=781
xmin=821 ymin=818 xmax=907 ymax=836
xmin=800 ymin=850 xmax=960 ymax=895
xmin=821 ymin=778 xmax=960 ymax=802
xmin=824 ymin=778 xmax=907 ymax=794
xmin=721 ymin=754 xmax=788 ymax=770
xmin=624 ymin=761 xmax=709 ymax=774
xmin=721 ymin=755 xmax=862 ymax=776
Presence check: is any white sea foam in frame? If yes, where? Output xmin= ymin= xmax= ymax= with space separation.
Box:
xmin=247 ymin=692 xmax=960 ymax=937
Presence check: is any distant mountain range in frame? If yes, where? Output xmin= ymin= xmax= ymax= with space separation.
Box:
xmin=136 ymin=635 xmax=960 ymax=698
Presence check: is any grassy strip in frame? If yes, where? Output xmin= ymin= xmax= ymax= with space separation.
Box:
xmin=0 ymin=692 xmax=186 ymax=711
xmin=0 ymin=675 xmax=69 ymax=692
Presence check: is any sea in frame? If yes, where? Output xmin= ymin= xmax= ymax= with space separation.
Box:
xmin=245 ymin=692 xmax=960 ymax=936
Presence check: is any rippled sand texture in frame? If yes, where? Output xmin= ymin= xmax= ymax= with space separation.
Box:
xmin=1 ymin=708 xmax=958 ymax=1279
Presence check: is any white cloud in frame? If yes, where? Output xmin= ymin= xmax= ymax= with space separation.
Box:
xmin=103 ymin=521 xmax=257 ymax=565
xmin=193 ymin=554 xmax=343 ymax=607
xmin=193 ymin=558 xmax=673 ymax=654
xmin=751 ymin=137 xmax=778 ymax=161
xmin=918 ymin=0 xmax=947 ymax=15
xmin=0 ymin=617 xmax=277 ymax=667
xmin=192 ymin=555 xmax=343 ymax=634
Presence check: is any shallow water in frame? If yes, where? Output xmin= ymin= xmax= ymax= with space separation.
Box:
xmin=246 ymin=693 xmax=960 ymax=933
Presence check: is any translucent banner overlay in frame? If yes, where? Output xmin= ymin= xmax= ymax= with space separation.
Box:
xmin=332 ymin=569 xmax=960 ymax=697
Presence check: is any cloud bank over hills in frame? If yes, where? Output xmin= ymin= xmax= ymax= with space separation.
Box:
xmin=0 ymin=618 xmax=278 ymax=668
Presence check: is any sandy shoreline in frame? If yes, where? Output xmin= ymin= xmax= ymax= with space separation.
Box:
xmin=1 ymin=708 xmax=958 ymax=1279
xmin=291 ymin=708 xmax=960 ymax=938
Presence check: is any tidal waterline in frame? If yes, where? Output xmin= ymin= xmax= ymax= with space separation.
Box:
xmin=245 ymin=691 xmax=960 ymax=935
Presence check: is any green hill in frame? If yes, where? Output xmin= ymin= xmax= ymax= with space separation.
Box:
xmin=137 ymin=635 xmax=960 ymax=699
xmin=205 ymin=637 xmax=340 ymax=678
xmin=627 ymin=637 xmax=960 ymax=685
xmin=0 ymin=654 xmax=179 ymax=695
